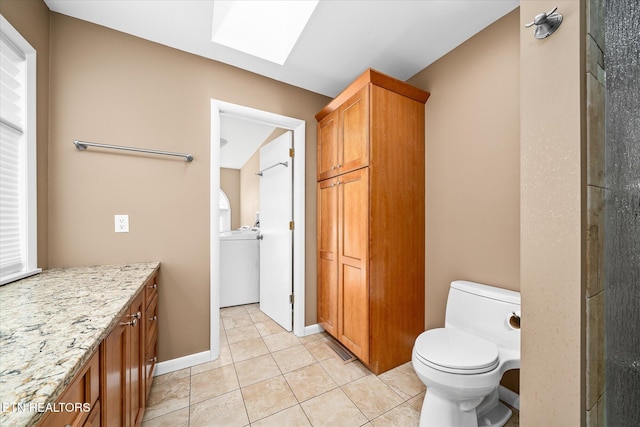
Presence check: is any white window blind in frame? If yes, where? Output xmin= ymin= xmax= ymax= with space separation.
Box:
xmin=0 ymin=16 xmax=39 ymax=285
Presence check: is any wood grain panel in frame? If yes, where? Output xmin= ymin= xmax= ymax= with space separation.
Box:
xmin=317 ymin=112 xmax=339 ymax=180
xmin=317 ymin=179 xmax=339 ymax=336
xmin=339 ymin=87 xmax=369 ymax=175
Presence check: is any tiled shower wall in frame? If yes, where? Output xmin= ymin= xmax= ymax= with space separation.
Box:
xmin=585 ymin=0 xmax=605 ymax=425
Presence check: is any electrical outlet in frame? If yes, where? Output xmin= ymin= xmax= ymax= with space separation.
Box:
xmin=114 ymin=214 xmax=129 ymax=233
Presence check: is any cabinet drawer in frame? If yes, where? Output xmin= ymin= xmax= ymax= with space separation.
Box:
xmin=144 ymin=272 xmax=158 ymax=307
xmin=38 ymin=350 xmax=100 ymax=427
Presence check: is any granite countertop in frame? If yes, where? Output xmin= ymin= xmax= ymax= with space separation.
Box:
xmin=0 ymin=262 xmax=160 ymax=427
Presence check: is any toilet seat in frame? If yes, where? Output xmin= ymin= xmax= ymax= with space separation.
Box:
xmin=414 ymin=328 xmax=499 ymax=375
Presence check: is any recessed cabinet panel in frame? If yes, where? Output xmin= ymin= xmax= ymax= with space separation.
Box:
xmin=317 ymin=179 xmax=339 ymax=335
xmin=340 ymin=169 xmax=368 ymax=262
xmin=340 ymin=89 xmax=369 ymax=174
xmin=340 ymin=264 xmax=369 ymax=362
xmin=317 ymin=114 xmax=339 ymax=181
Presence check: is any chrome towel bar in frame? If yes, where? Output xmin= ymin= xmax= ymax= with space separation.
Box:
xmin=256 ymin=161 xmax=288 ymax=176
xmin=73 ymin=140 xmax=193 ymax=162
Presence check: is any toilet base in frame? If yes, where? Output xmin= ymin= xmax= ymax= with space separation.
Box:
xmin=419 ymin=389 xmax=512 ymax=427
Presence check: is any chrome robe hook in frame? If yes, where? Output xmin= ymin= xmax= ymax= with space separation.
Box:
xmin=525 ymin=7 xmax=563 ymax=39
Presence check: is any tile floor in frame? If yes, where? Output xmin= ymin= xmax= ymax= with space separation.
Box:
xmin=141 ymin=303 xmax=519 ymax=427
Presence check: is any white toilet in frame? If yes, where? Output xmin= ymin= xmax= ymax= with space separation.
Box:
xmin=412 ymin=280 xmax=520 ymax=427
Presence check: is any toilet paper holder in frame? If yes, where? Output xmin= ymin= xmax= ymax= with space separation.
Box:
xmin=508 ymin=312 xmax=521 ymax=330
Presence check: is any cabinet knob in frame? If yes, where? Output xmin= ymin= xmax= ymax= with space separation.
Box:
xmin=149 ymin=315 xmax=157 ymax=322
xmin=149 ymin=356 xmax=157 ymax=363
xmin=148 ymin=283 xmax=157 ymax=289
xmin=132 ymin=311 xmax=141 ymax=320
xmin=121 ymin=318 xmax=137 ymax=327
xmin=337 ymin=164 xmax=342 ymax=168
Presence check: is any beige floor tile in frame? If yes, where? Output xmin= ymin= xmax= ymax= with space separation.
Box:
xmin=241 ymin=376 xmax=298 ymax=423
xmin=407 ymin=391 xmax=425 ymax=413
xmin=301 ymin=388 xmax=368 ymax=427
xmin=190 ymin=364 xmax=239 ymax=405
xmin=304 ymin=338 xmax=336 ymax=361
xmin=141 ymin=408 xmax=189 ymax=427
xmin=191 ymin=346 xmax=233 ymax=375
xmin=189 ymin=389 xmax=249 ymax=427
xmin=220 ymin=305 xmax=249 ymax=318
xmin=220 ymin=329 xmax=229 ymax=347
xmin=284 ymin=363 xmax=338 ymax=402
xmin=235 ymin=354 xmax=282 ymax=387
xmin=319 ymin=357 xmax=370 ymax=386
xmin=152 ymin=368 xmax=190 ymax=387
xmin=226 ymin=324 xmax=261 ymax=344
xmin=251 ymin=405 xmax=312 ymax=427
xmin=370 ymin=403 xmax=420 ymax=427
xmin=263 ymin=331 xmax=302 ymax=352
xmin=377 ymin=361 xmax=425 ymax=400
xmin=143 ymin=375 xmax=190 ymax=420
xmin=223 ymin=313 xmax=254 ymax=330
xmin=298 ymin=331 xmax=325 ymax=344
xmin=229 ymin=336 xmax=270 ymax=363
xmin=245 ymin=303 xmax=260 ymax=313
xmin=255 ymin=319 xmax=287 ymax=337
xmin=272 ymin=344 xmax=316 ymax=373
xmin=248 ymin=310 xmax=272 ymax=323
xmin=342 ymin=374 xmax=404 ymax=420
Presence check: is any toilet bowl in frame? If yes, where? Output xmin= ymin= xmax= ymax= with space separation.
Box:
xmin=412 ymin=281 xmax=520 ymax=427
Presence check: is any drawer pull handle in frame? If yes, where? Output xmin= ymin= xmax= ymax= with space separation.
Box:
xmin=121 ymin=318 xmax=137 ymax=327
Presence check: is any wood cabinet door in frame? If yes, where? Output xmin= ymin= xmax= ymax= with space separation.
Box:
xmin=339 ymin=86 xmax=369 ymax=175
xmin=317 ymin=178 xmax=339 ymax=336
xmin=337 ymin=168 xmax=369 ymax=362
xmin=317 ymin=111 xmax=339 ymax=180
xmin=101 ymin=313 xmax=129 ymax=427
xmin=129 ymin=291 xmax=145 ymax=427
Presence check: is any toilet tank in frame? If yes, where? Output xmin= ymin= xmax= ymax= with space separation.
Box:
xmin=445 ymin=281 xmax=521 ymax=351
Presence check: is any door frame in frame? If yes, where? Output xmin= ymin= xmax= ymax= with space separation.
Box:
xmin=210 ymin=99 xmax=306 ymax=361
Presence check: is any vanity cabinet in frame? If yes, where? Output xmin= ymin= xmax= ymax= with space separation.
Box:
xmin=38 ymin=350 xmax=100 ymax=427
xmin=316 ymin=69 xmax=429 ymax=374
xmin=101 ymin=290 xmax=145 ymax=427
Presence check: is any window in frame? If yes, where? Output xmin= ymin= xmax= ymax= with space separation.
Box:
xmin=0 ymin=15 xmax=40 ymax=285
xmin=219 ymin=189 xmax=231 ymax=232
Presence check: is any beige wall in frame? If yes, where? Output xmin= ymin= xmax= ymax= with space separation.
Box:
xmin=0 ymin=0 xmax=50 ymax=270
xmin=520 ymin=1 xmax=586 ymax=425
xmin=408 ymin=9 xmax=521 ymax=330
xmin=220 ymin=168 xmax=240 ymax=229
xmin=240 ymin=150 xmax=260 ymax=227
xmin=46 ymin=12 xmax=329 ymax=361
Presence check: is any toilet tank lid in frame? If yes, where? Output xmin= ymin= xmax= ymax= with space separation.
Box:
xmin=450 ymin=281 xmax=520 ymax=305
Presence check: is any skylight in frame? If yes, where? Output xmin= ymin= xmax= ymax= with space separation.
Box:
xmin=211 ymin=0 xmax=319 ymax=65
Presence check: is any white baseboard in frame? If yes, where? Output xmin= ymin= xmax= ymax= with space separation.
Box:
xmin=304 ymin=323 xmax=324 ymax=336
xmin=499 ymin=385 xmax=520 ymax=411
xmin=154 ymin=350 xmax=211 ymax=376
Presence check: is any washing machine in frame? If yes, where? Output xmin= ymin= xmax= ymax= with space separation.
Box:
xmin=220 ymin=227 xmax=260 ymax=307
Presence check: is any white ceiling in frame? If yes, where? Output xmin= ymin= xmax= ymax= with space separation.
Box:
xmin=43 ymin=0 xmax=519 ymax=169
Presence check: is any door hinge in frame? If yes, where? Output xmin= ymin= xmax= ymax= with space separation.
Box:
xmin=289 ymin=221 xmax=295 ymax=230
xmin=289 ymin=294 xmax=295 ymax=304
xmin=289 ymin=148 xmax=295 ymax=158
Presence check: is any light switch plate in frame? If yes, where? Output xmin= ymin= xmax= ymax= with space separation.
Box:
xmin=115 ymin=214 xmax=129 ymax=233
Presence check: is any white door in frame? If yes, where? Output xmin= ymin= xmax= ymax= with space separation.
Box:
xmin=259 ymin=132 xmax=293 ymax=331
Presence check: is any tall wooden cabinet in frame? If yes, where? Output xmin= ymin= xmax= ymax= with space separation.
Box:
xmin=316 ymin=69 xmax=429 ymax=374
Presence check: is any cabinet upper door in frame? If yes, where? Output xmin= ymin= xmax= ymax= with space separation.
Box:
xmin=339 ymin=86 xmax=369 ymax=176
xmin=317 ymin=111 xmax=339 ymax=181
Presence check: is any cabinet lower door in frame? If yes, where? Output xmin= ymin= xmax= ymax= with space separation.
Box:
xmin=338 ymin=168 xmax=369 ymax=363
xmin=102 ymin=319 xmax=129 ymax=426
xmin=130 ymin=292 xmax=145 ymax=427
xmin=317 ymin=178 xmax=339 ymax=336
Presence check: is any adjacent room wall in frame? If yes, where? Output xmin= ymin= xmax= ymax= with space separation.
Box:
xmin=408 ymin=9 xmax=521 ymax=330
xmin=220 ymin=168 xmax=240 ymax=229
xmin=46 ymin=12 xmax=329 ymax=361
xmin=0 ymin=0 xmax=50 ymax=270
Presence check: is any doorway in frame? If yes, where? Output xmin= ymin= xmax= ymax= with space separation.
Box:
xmin=210 ymin=99 xmax=306 ymax=362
